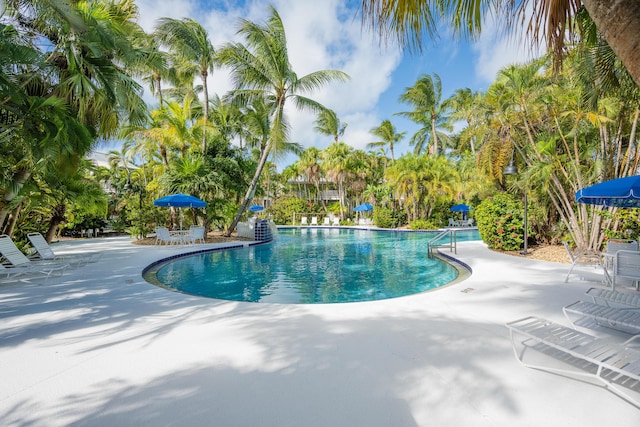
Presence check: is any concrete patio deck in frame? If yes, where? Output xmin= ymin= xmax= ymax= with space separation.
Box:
xmin=1 ymin=236 xmax=639 ymax=426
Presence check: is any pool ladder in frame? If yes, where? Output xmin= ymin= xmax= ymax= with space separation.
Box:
xmin=428 ymin=229 xmax=457 ymax=258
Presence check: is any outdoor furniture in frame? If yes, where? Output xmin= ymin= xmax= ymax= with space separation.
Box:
xmin=155 ymin=227 xmax=183 ymax=245
xmin=586 ymin=287 xmax=640 ymax=307
xmin=27 ymin=232 xmax=101 ymax=266
xmin=563 ymin=241 xmax=610 ymax=284
xmin=323 ymin=217 xmax=330 ymax=225
xmin=332 ymin=217 xmax=340 ymax=226
xmin=564 ymin=300 xmax=640 ymax=334
xmin=0 ymin=234 xmax=69 ymax=278
xmin=460 ymin=219 xmax=474 ymax=227
xmin=189 ymin=226 xmax=206 ymax=244
xmin=506 ymin=316 xmax=640 ymax=406
xmin=612 ymin=250 xmax=640 ymax=290
xmin=311 ymin=216 xmax=318 ymax=226
xmin=448 ymin=218 xmax=458 ymax=227
xmin=300 ymin=217 xmax=308 ymax=226
xmin=603 ymin=239 xmax=639 ymax=270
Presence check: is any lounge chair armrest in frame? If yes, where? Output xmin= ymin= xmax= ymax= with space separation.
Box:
xmin=623 ymin=334 xmax=640 ymax=348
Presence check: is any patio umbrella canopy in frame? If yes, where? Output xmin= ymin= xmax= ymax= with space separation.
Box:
xmin=353 ymin=203 xmax=373 ymax=212
xmin=450 ymin=203 xmax=472 ymax=212
xmin=575 ymin=176 xmax=640 ymax=208
xmin=153 ymin=194 xmax=206 ymax=230
xmin=153 ymin=193 xmax=206 ymax=208
xmin=249 ymin=205 xmax=264 ymax=212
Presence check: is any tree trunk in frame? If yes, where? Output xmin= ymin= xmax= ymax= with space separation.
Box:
xmin=584 ymin=0 xmax=640 ymax=88
xmin=224 ymin=145 xmax=271 ymax=237
xmin=201 ymin=69 xmax=209 ymax=154
xmin=4 ymin=202 xmax=23 ymax=237
xmin=0 ymin=169 xmax=31 ymax=229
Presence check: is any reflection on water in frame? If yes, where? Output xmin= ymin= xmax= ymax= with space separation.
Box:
xmin=155 ymin=228 xmax=478 ymax=304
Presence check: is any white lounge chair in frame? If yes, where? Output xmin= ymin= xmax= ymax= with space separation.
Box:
xmin=586 ymin=287 xmax=640 ymax=308
xmin=0 ymin=234 xmax=69 ymax=278
xmin=311 ymin=216 xmax=318 ymax=226
xmin=564 ymin=300 xmax=640 ymax=334
xmin=27 ymin=232 xmax=101 ymax=266
xmin=563 ymin=241 xmax=610 ymax=284
xmin=612 ymin=250 xmax=640 ymax=290
xmin=447 ymin=218 xmax=458 ymax=227
xmin=300 ymin=217 xmax=308 ymax=226
xmin=323 ymin=217 xmax=330 ymax=225
xmin=332 ymin=217 xmax=340 ymax=226
xmin=506 ymin=316 xmax=640 ymax=406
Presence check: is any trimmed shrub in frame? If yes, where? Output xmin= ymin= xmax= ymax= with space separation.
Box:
xmin=373 ymin=206 xmax=397 ymax=228
xmin=475 ymin=192 xmax=524 ymax=251
xmin=409 ymin=219 xmax=438 ymax=230
xmin=268 ymin=197 xmax=308 ymax=225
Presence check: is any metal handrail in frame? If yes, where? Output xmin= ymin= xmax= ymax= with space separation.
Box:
xmin=428 ymin=229 xmax=457 ymax=257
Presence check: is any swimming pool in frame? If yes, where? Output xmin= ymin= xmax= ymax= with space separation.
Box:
xmin=145 ymin=228 xmax=479 ymax=304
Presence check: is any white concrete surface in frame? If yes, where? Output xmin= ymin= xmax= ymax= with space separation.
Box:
xmin=1 ymin=236 xmax=639 ymax=426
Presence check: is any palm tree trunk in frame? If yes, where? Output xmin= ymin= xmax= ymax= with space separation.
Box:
xmin=4 ymin=202 xmax=23 ymax=237
xmin=201 ymin=70 xmax=209 ymax=154
xmin=584 ymin=1 xmax=640 ymax=88
xmin=0 ymin=169 xmax=31 ymax=229
xmin=224 ymin=146 xmax=270 ymax=237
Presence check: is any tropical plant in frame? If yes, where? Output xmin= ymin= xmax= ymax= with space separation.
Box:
xmin=367 ymin=119 xmax=405 ymax=161
xmin=475 ymin=193 xmax=525 ymax=251
xmin=217 ymin=6 xmax=349 ymax=236
xmin=396 ymin=73 xmax=452 ymax=155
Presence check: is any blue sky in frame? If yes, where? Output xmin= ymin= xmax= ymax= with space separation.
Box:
xmin=120 ymin=0 xmax=541 ymax=169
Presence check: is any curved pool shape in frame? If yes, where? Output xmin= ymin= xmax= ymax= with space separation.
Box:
xmin=146 ymin=228 xmax=479 ymax=304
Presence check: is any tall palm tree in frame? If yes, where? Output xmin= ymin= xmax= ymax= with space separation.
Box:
xmin=367 ymin=119 xmax=405 ymax=161
xmin=359 ymin=1 xmax=640 ymax=88
xmin=314 ymin=109 xmax=348 ymax=143
xmin=297 ymin=147 xmax=326 ymax=207
xmin=155 ymin=17 xmax=216 ymax=154
xmin=218 ymin=6 xmax=349 ymax=236
xmin=396 ymin=73 xmax=452 ymax=156
xmin=323 ymin=142 xmax=354 ymax=218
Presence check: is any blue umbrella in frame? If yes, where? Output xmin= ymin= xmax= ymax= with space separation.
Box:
xmin=153 ymin=193 xmax=206 ymax=208
xmin=249 ymin=205 xmax=264 ymax=212
xmin=576 ymin=176 xmax=640 ymax=208
xmin=353 ymin=203 xmax=373 ymax=212
xmin=450 ymin=203 xmax=472 ymax=212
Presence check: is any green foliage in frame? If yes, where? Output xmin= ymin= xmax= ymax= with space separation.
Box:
xmin=268 ymin=197 xmax=308 ymax=225
xmin=373 ymin=205 xmax=400 ymax=228
xmin=409 ymin=219 xmax=438 ymax=230
xmin=600 ymin=208 xmax=640 ymax=241
xmin=475 ymin=192 xmax=524 ymax=251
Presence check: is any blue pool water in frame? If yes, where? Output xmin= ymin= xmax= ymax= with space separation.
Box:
xmin=148 ymin=228 xmax=479 ymax=304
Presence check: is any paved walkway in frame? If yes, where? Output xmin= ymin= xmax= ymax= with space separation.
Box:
xmin=1 ymin=236 xmax=639 ymax=426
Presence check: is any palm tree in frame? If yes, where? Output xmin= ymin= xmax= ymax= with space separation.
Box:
xmin=396 ymin=74 xmax=452 ymax=156
xmin=155 ymin=17 xmax=216 ymax=154
xmin=314 ymin=109 xmax=348 ymax=143
xmin=297 ymin=147 xmax=326 ymax=208
xmin=217 ymin=6 xmax=349 ymax=236
xmin=367 ymin=119 xmax=405 ymax=161
xmin=323 ymin=142 xmax=354 ymax=218
xmin=359 ymin=1 xmax=640 ymax=88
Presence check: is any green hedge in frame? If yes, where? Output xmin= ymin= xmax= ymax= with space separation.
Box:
xmin=475 ymin=192 xmax=524 ymax=251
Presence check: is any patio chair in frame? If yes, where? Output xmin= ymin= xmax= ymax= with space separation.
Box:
xmin=612 ymin=250 xmax=640 ymax=290
xmin=447 ymin=218 xmax=457 ymax=227
xmin=603 ymin=239 xmax=639 ymax=270
xmin=323 ymin=217 xmax=330 ymax=225
xmin=506 ymin=316 xmax=640 ymax=406
xmin=586 ymin=287 xmax=640 ymax=308
xmin=189 ymin=226 xmax=206 ymax=244
xmin=27 ymin=232 xmax=101 ymax=266
xmin=311 ymin=216 xmax=318 ymax=226
xmin=155 ymin=227 xmax=183 ymax=245
xmin=332 ymin=217 xmax=340 ymax=226
xmin=300 ymin=217 xmax=308 ymax=226
xmin=563 ymin=241 xmax=610 ymax=284
xmin=564 ymin=300 xmax=640 ymax=334
xmin=0 ymin=234 xmax=69 ymax=278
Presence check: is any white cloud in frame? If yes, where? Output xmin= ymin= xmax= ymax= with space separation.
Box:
xmin=134 ymin=0 xmax=401 ymax=169
xmin=472 ymin=10 xmax=546 ymax=84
